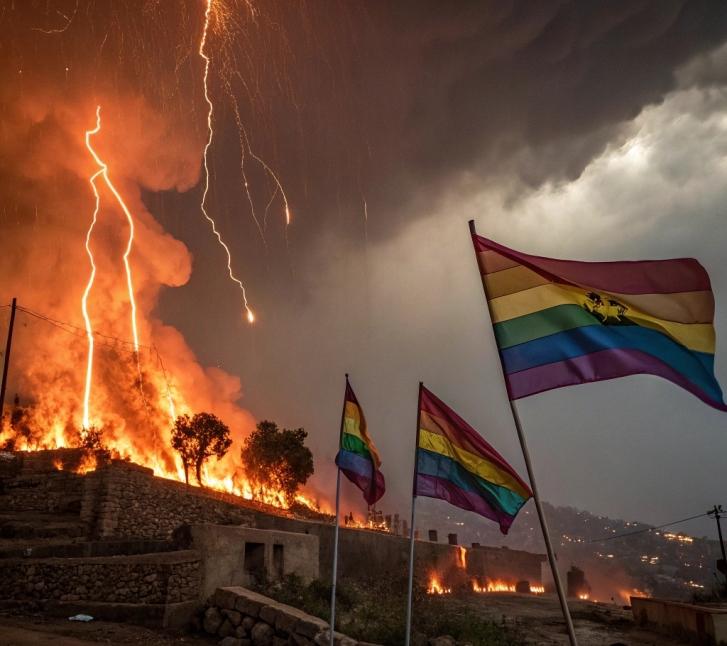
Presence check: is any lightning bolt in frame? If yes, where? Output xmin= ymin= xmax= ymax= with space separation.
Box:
xmin=82 ymin=105 xmax=142 ymax=428
xmin=200 ymin=0 xmax=255 ymax=324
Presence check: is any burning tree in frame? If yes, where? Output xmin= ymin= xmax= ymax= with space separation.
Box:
xmin=240 ymin=420 xmax=314 ymax=506
xmin=171 ymin=412 xmax=232 ymax=486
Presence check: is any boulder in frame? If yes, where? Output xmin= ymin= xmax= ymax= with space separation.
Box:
xmin=204 ymin=607 xmax=224 ymax=635
xmin=219 ymin=619 xmax=236 ymax=638
xmin=251 ymin=621 xmax=275 ymax=646
xmin=223 ymin=609 xmax=243 ymax=626
xmin=218 ymin=638 xmax=244 ymax=646
xmin=259 ymin=604 xmax=279 ymax=625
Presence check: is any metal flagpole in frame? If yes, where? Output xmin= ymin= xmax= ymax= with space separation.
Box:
xmin=404 ymin=381 xmax=424 ymax=646
xmin=329 ymin=374 xmax=349 ymax=646
xmin=0 ymin=298 xmax=18 ymax=424
xmin=468 ymin=220 xmax=578 ymax=646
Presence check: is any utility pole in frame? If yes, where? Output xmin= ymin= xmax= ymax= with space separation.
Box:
xmin=0 ymin=298 xmax=17 ymax=427
xmin=708 ymin=505 xmax=727 ymax=573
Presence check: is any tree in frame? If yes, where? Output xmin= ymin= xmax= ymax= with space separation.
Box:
xmin=171 ymin=412 xmax=232 ymax=485
xmin=240 ymin=420 xmax=314 ymax=505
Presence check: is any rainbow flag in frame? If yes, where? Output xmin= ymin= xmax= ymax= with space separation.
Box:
xmin=472 ymin=235 xmax=726 ymax=410
xmin=335 ymin=379 xmax=385 ymax=505
xmin=415 ymin=386 xmax=532 ymax=534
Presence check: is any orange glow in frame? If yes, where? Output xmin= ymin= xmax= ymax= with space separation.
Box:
xmin=74 ymin=451 xmax=98 ymax=474
xmin=619 ymin=588 xmax=649 ymax=604
xmin=471 ymin=578 xmax=544 ymax=594
xmin=83 ymin=105 xmax=142 ymax=430
xmin=578 ymin=593 xmax=589 ymax=600
xmin=199 ymin=0 xmax=255 ymax=325
xmin=457 ymin=546 xmax=467 ymax=569
xmin=427 ymin=576 xmax=451 ymax=595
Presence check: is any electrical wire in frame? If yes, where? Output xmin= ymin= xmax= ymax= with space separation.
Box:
xmin=589 ymin=512 xmax=709 ymax=543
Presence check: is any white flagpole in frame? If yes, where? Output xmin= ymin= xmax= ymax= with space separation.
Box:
xmin=329 ymin=374 xmax=348 ymax=646
xmin=329 ymin=468 xmax=342 ymax=645
xmin=404 ymin=381 xmax=423 ymax=646
xmin=468 ymin=220 xmax=578 ymax=646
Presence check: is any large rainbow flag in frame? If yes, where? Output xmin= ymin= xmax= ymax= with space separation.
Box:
xmin=415 ymin=386 xmax=532 ymax=534
xmin=335 ymin=379 xmax=385 ymax=505
xmin=472 ymin=234 xmax=726 ymax=410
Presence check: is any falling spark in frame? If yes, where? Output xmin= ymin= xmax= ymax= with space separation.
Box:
xmin=199 ymin=0 xmax=255 ymax=325
xmin=82 ymin=105 xmax=142 ymax=428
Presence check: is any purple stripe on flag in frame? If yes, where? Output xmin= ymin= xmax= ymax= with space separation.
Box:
xmin=416 ymin=473 xmax=516 ymax=534
xmin=507 ymin=347 xmax=727 ymax=411
xmin=336 ymin=449 xmax=386 ymax=505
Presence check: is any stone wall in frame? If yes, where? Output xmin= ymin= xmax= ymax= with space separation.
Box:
xmin=202 ymin=586 xmax=370 ymax=646
xmin=252 ymin=514 xmax=471 ymax=586
xmin=1 ymin=468 xmax=85 ymax=513
xmin=466 ymin=545 xmax=545 ymax=584
xmin=191 ymin=524 xmax=319 ymax=599
xmin=0 ymin=550 xmax=200 ymax=605
xmin=81 ymin=461 xmax=256 ymax=540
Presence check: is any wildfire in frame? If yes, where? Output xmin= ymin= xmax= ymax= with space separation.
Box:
xmin=427 ymin=576 xmax=451 ymax=595
xmin=471 ymin=579 xmax=544 ymax=594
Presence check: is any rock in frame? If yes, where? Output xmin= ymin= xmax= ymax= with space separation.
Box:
xmin=242 ymin=616 xmax=256 ymax=632
xmin=313 ymin=630 xmax=356 ymax=646
xmin=223 ymin=609 xmax=243 ymax=626
xmin=236 ymin=625 xmax=249 ymax=638
xmin=213 ymin=587 xmax=246 ymax=610
xmin=219 ymin=619 xmax=235 ymax=638
xmin=272 ymin=638 xmax=288 ymax=646
xmin=295 ymin=615 xmax=328 ymax=639
xmin=218 ymin=638 xmax=243 ymax=646
xmin=250 ymin=621 xmax=275 ymax=646
xmin=259 ymin=604 xmax=278 ymax=625
xmin=235 ymin=591 xmax=270 ymax=618
xmin=428 ymin=637 xmax=456 ymax=646
xmin=204 ymin=607 xmax=224 ymax=635
xmin=291 ymin=634 xmax=313 ymax=646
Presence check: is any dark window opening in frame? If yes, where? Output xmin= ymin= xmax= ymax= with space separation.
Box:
xmin=273 ymin=544 xmax=284 ymax=579
xmin=244 ymin=542 xmax=266 ymax=582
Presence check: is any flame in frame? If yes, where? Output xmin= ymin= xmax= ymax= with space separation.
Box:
xmin=618 ymin=588 xmax=649 ymax=604
xmin=199 ymin=0 xmax=255 ymax=325
xmin=457 ymin=546 xmax=467 ymax=568
xmin=471 ymin=578 xmax=544 ymax=594
xmin=578 ymin=593 xmax=590 ymax=600
xmin=0 ymin=7 xmax=324 ymax=520
xmin=427 ymin=576 xmax=451 ymax=595
xmin=74 ymin=451 xmax=98 ymax=474
xmin=52 ymin=458 xmax=63 ymax=471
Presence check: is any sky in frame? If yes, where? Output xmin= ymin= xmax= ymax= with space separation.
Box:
xmin=1 ymin=1 xmax=727 ymax=538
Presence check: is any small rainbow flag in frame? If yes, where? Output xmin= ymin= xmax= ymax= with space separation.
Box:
xmin=335 ymin=379 xmax=385 ymax=505
xmin=473 ymin=235 xmax=727 ymax=410
xmin=415 ymin=386 xmax=532 ymax=534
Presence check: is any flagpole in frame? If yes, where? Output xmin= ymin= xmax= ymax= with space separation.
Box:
xmin=329 ymin=374 xmax=349 ymax=646
xmin=468 ymin=220 xmax=578 ymax=646
xmin=404 ymin=381 xmax=423 ymax=646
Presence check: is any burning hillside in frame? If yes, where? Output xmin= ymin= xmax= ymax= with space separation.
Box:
xmin=0 ymin=3 xmax=313 ymax=512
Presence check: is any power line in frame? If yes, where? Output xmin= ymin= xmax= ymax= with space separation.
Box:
xmin=589 ymin=512 xmax=709 ymax=543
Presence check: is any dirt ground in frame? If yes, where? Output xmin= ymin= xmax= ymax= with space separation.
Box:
xmin=466 ymin=593 xmax=685 ymax=645
xmin=0 ymin=596 xmax=684 ymax=645
xmin=0 ymin=613 xmax=214 ymax=646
